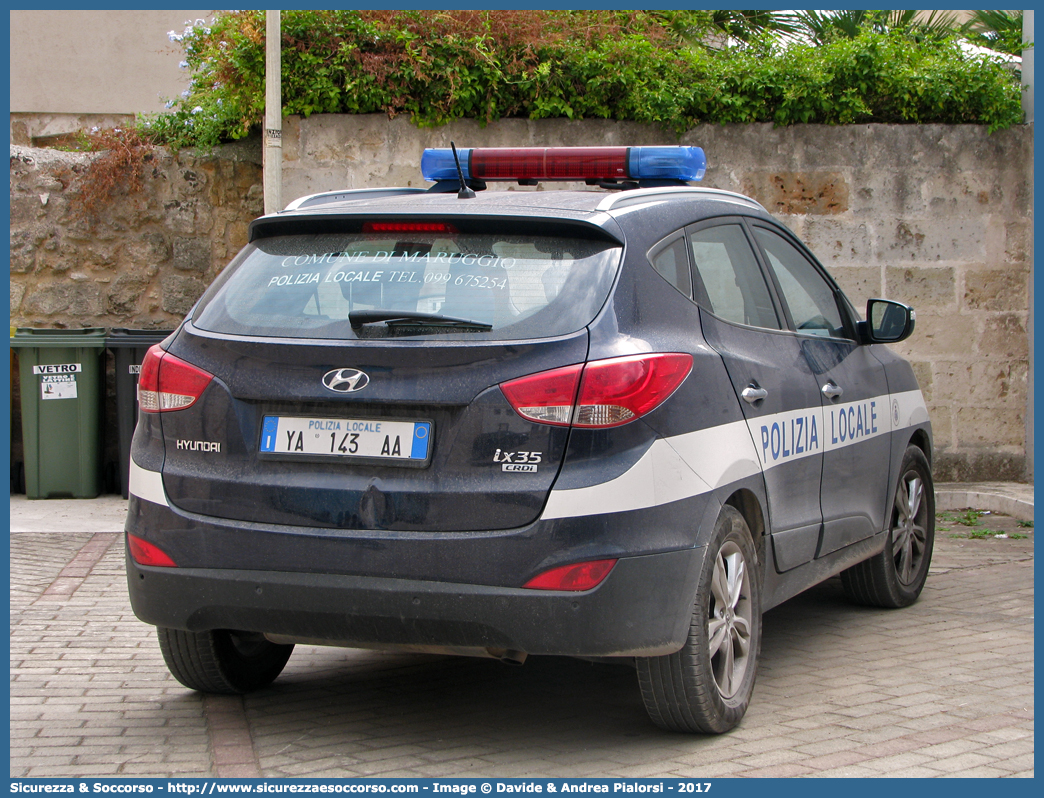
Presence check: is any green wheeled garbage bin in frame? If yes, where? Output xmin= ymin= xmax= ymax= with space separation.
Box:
xmin=11 ymin=327 xmax=107 ymax=499
xmin=106 ymin=328 xmax=174 ymax=499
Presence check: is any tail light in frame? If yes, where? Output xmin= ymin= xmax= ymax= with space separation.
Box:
xmin=524 ymin=559 xmax=617 ymax=591
xmin=500 ymin=353 xmax=692 ymax=429
xmin=499 ymin=364 xmax=583 ymax=427
xmin=127 ymin=534 xmax=177 ymax=567
xmin=137 ymin=344 xmax=213 ymax=413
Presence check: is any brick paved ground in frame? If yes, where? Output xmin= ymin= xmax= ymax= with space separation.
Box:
xmin=10 ymin=522 xmax=1033 ymax=779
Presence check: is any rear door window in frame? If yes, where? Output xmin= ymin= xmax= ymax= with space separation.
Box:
xmin=687 ymin=224 xmax=780 ymax=330
xmin=192 ymin=230 xmax=622 ymax=341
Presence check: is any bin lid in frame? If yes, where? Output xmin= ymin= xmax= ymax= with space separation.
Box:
xmin=105 ymin=328 xmax=176 ymax=347
xmin=10 ymin=327 xmax=108 ymax=348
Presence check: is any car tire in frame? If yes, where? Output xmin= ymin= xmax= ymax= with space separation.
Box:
xmin=157 ymin=627 xmax=294 ymax=694
xmin=636 ymin=504 xmax=762 ymax=734
xmin=841 ymin=445 xmax=935 ymax=609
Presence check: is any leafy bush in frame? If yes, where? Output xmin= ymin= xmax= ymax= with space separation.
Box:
xmin=141 ymin=10 xmax=1023 ymax=150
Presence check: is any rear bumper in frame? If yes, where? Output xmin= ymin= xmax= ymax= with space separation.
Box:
xmin=126 ymin=544 xmax=704 ymax=658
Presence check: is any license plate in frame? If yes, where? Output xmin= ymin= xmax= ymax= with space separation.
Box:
xmin=259 ymin=416 xmax=432 ymax=461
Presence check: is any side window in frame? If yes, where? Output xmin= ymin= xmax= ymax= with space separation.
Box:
xmin=649 ymin=235 xmax=692 ymax=299
xmin=753 ymin=227 xmax=848 ymax=339
xmin=688 ymin=224 xmax=780 ymax=329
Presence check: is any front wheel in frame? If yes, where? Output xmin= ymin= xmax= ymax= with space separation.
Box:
xmin=636 ymin=504 xmax=762 ymax=733
xmin=841 ymin=445 xmax=935 ymax=608
xmin=157 ymin=627 xmax=294 ymax=694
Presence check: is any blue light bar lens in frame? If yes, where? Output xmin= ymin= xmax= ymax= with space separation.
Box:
xmin=628 ymin=146 xmax=706 ymax=182
xmin=421 ymin=148 xmax=472 ymax=182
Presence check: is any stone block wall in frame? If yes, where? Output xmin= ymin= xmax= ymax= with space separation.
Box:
xmin=8 ymin=118 xmax=1033 ymax=483
xmin=10 ymin=142 xmax=263 ymax=329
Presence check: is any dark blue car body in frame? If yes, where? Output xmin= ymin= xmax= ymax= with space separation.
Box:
xmin=126 ymin=170 xmax=933 ymax=732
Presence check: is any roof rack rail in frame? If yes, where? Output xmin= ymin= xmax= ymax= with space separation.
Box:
xmin=283 ymin=187 xmax=428 ymax=212
xmin=596 ymin=186 xmax=766 ymax=213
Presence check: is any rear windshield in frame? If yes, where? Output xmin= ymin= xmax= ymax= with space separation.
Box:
xmin=192 ymin=231 xmax=621 ymax=340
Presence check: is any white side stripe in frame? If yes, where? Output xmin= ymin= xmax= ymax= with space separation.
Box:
xmin=892 ymin=389 xmax=930 ymax=429
xmin=129 ymin=460 xmax=169 ymax=507
xmin=540 ymin=438 xmax=713 ymax=520
xmin=541 ymin=419 xmax=761 ymax=521
xmin=666 ymin=420 xmax=762 ymax=489
xmin=540 ymin=389 xmax=928 ymax=520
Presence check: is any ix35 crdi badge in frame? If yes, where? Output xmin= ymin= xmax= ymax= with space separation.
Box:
xmin=322 ymin=368 xmax=369 ymax=393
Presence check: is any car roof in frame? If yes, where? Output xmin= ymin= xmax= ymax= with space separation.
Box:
xmin=249 ymin=186 xmax=774 ymax=244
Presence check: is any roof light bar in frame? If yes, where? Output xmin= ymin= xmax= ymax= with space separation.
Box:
xmin=421 ymin=146 xmax=706 ymax=184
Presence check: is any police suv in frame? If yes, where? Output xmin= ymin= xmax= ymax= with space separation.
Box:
xmin=126 ymin=146 xmax=934 ymax=734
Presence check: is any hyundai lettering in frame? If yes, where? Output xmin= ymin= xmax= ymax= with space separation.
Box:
xmin=126 ymin=145 xmax=933 ymax=733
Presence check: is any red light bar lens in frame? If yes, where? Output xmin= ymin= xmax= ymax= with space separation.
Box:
xmin=363 ymin=222 xmax=458 ymax=233
xmin=127 ymin=534 xmax=177 ymax=567
xmin=524 ymin=559 xmax=617 ymax=591
xmin=470 ymin=147 xmax=630 ymax=181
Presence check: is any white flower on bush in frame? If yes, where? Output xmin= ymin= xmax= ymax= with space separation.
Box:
xmin=192 ymin=106 xmax=203 ymax=114
xmin=179 ymin=61 xmax=189 ymax=70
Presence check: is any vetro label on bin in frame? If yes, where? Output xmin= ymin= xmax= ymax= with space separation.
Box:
xmin=33 ymin=363 xmax=82 ymax=375
xmin=41 ymin=374 xmax=77 ymax=400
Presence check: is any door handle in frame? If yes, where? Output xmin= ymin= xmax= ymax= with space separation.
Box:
xmin=822 ymin=381 xmax=844 ymax=400
xmin=741 ymin=385 xmax=768 ymax=404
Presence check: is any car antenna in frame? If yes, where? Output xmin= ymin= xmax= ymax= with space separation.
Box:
xmin=450 ymin=142 xmax=475 ymax=200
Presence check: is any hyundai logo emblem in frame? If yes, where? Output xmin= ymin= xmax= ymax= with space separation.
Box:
xmin=322 ymin=368 xmax=370 ymax=393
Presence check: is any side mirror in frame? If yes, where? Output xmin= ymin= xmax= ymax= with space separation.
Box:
xmin=862 ymin=298 xmax=915 ymax=344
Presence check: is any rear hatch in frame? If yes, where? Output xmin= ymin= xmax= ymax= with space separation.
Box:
xmin=157 ymin=218 xmax=622 ymax=531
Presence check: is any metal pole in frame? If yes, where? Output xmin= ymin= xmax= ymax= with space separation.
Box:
xmin=264 ymin=10 xmax=282 ymax=214
xmin=1024 ymin=11 xmax=1034 ymax=481
xmin=1022 ymin=10 xmax=1033 ymax=124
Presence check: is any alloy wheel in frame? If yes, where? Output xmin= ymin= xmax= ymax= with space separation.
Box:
xmin=707 ymin=540 xmax=753 ymax=699
xmin=892 ymin=471 xmax=928 ymax=586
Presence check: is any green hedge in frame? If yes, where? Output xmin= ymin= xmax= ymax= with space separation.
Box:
xmin=144 ymin=10 xmax=1023 ymax=150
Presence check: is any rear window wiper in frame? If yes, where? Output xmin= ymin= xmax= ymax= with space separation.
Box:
xmin=349 ymin=310 xmax=493 ymax=330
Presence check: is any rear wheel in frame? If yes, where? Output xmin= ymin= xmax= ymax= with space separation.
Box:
xmin=841 ymin=445 xmax=935 ymax=608
xmin=636 ymin=505 xmax=762 ymax=733
xmin=157 ymin=627 xmax=294 ymax=694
